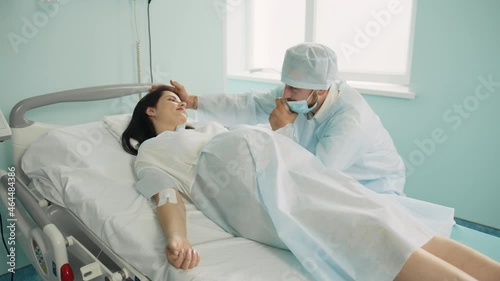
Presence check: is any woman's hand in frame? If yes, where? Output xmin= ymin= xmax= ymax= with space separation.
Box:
xmin=166 ymin=234 xmax=200 ymax=270
xmin=149 ymin=80 xmax=198 ymax=109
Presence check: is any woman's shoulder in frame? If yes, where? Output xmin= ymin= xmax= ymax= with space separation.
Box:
xmin=194 ymin=122 xmax=228 ymax=135
xmin=136 ymin=122 xmax=227 ymax=156
xmin=136 ymin=137 xmax=158 ymax=155
xmin=136 ymin=130 xmax=181 ymax=153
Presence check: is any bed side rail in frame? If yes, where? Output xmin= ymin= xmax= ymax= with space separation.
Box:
xmin=10 ymin=83 xmax=151 ymax=129
xmin=9 ymin=83 xmax=151 ymax=183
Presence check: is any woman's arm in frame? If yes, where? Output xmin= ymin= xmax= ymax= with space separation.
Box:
xmin=154 ymin=190 xmax=200 ymax=270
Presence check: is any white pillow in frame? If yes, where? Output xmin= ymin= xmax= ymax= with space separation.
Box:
xmin=103 ymin=113 xmax=132 ymax=141
xmin=22 ymin=121 xmax=137 ymax=206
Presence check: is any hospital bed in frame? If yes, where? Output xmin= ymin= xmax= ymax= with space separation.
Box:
xmin=0 ymin=84 xmax=499 ymax=281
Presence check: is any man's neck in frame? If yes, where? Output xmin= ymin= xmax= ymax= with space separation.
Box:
xmin=311 ymin=89 xmax=329 ymax=115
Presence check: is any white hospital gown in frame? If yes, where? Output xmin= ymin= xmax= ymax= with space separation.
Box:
xmin=134 ymin=122 xmax=228 ymax=203
xmin=134 ymin=124 xmax=452 ymax=281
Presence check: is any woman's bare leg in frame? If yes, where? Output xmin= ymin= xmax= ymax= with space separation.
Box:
xmin=421 ymin=235 xmax=500 ymax=281
xmin=395 ymin=248 xmax=476 ymax=281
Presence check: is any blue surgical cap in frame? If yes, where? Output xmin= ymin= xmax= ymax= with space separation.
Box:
xmin=281 ymin=43 xmax=338 ymax=90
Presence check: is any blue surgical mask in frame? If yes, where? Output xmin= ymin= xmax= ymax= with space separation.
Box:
xmin=286 ymin=90 xmax=317 ymax=114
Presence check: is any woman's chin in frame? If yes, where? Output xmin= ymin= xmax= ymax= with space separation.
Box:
xmin=179 ymin=115 xmax=188 ymax=124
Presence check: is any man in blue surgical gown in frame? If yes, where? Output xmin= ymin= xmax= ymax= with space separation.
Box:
xmin=154 ymin=43 xmax=406 ymax=195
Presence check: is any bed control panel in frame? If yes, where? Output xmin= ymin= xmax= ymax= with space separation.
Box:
xmin=0 ymin=110 xmax=11 ymax=142
xmin=32 ymin=238 xmax=48 ymax=275
xmin=30 ymin=228 xmax=51 ymax=279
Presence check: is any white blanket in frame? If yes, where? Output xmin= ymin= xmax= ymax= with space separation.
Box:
xmin=192 ymin=126 xmax=455 ymax=281
xmin=21 ymin=119 xmax=455 ymax=281
xmin=21 ymin=121 xmax=315 ymax=281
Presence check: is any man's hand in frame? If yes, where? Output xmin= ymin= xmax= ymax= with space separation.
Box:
xmin=149 ymin=80 xmax=198 ymax=109
xmin=269 ymin=98 xmax=298 ymax=131
xmin=166 ymin=234 xmax=200 ymax=270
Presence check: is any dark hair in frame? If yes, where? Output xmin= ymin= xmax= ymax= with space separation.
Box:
xmin=121 ymin=89 xmax=194 ymax=155
xmin=121 ymin=89 xmax=164 ymax=155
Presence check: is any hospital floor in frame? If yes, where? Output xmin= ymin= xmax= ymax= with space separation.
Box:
xmin=1 ymin=219 xmax=499 ymax=281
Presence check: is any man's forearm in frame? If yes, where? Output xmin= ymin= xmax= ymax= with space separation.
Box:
xmin=188 ymin=95 xmax=198 ymax=110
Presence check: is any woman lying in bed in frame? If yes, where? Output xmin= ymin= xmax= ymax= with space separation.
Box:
xmin=121 ymin=89 xmax=500 ymax=281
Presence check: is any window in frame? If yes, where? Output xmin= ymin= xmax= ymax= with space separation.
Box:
xmin=226 ymin=0 xmax=416 ymax=94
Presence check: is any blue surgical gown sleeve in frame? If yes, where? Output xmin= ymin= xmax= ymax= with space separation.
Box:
xmin=315 ymin=113 xmax=406 ymax=195
xmin=315 ymin=119 xmax=368 ymax=172
xmin=196 ymin=85 xmax=284 ymax=126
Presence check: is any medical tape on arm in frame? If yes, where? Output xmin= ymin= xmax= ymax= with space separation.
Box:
xmin=135 ymin=167 xmax=181 ymax=206
xmin=156 ymin=188 xmax=178 ymax=207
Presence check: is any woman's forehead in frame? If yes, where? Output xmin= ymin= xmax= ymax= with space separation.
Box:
xmin=161 ymin=91 xmax=180 ymax=100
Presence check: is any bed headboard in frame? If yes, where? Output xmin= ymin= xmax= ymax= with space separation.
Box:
xmin=10 ymin=83 xmax=150 ymax=184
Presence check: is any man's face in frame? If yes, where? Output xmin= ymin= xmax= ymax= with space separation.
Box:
xmin=282 ymin=85 xmax=314 ymax=101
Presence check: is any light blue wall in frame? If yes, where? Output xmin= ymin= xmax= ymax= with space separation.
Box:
xmin=0 ymin=0 xmax=139 ymax=173
xmin=228 ymin=0 xmax=500 ymax=229
xmin=0 ymin=0 xmax=224 ymax=276
xmin=369 ymin=0 xmax=499 ymax=229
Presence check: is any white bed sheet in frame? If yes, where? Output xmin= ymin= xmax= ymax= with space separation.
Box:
xmin=21 ymin=121 xmax=314 ymax=281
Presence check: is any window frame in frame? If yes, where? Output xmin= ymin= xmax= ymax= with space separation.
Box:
xmin=227 ymin=0 xmax=417 ymax=99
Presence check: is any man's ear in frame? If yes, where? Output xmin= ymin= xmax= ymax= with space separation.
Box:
xmin=146 ymin=107 xmax=156 ymax=117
